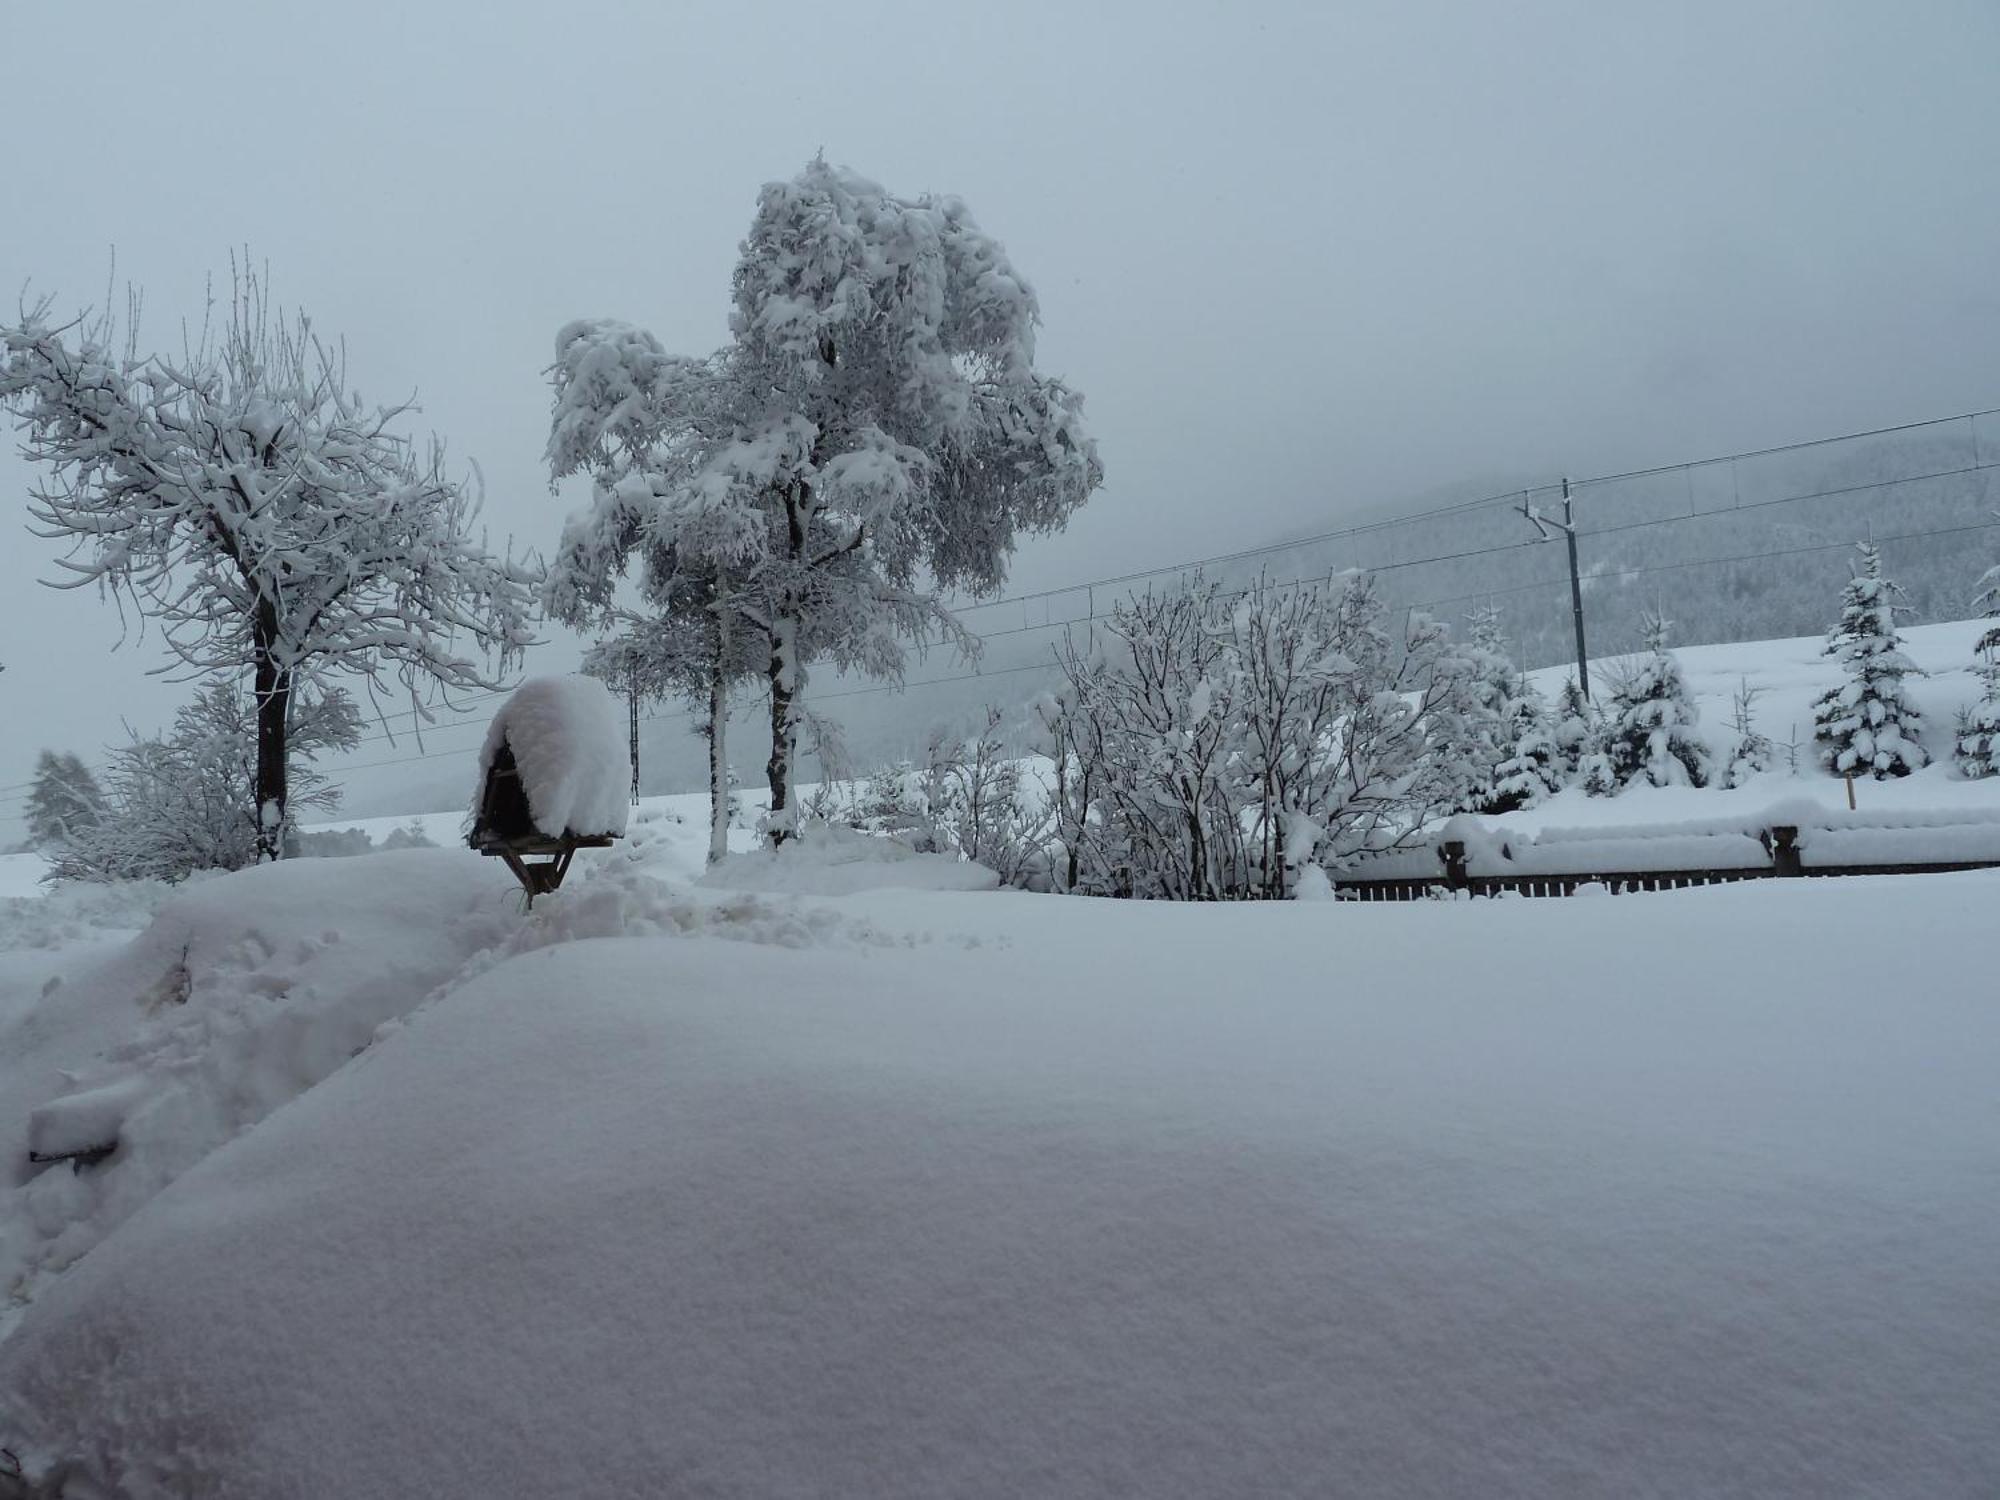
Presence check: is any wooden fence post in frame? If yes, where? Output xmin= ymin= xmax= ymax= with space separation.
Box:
xmin=1768 ymin=825 xmax=1802 ymax=878
xmin=1440 ymin=840 xmax=1470 ymax=892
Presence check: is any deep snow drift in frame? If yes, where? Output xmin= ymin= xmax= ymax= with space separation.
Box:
xmin=0 ymin=830 xmax=1995 ymax=1495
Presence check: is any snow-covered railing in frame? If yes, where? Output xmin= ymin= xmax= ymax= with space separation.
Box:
xmin=1336 ymin=800 xmax=2000 ymax=899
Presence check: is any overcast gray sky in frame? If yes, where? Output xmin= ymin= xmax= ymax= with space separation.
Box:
xmin=4 ymin=0 xmax=1998 ymax=823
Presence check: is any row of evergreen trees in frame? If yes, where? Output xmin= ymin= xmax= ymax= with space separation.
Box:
xmin=1458 ymin=541 xmax=2000 ymax=804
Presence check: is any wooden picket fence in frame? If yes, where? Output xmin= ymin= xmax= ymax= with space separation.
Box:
xmin=1335 ymin=823 xmax=2000 ymax=901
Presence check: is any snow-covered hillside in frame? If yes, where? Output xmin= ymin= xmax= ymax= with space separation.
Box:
xmin=0 ymin=781 xmax=1995 ymax=1494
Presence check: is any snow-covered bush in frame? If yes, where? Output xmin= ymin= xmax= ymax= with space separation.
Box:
xmin=1047 ymin=571 xmax=1476 ymax=900
xmin=1721 ymin=677 xmax=1775 ymax=788
xmin=49 ymin=683 xmax=360 ymax=883
xmin=921 ymin=709 xmax=1052 ymax=887
xmin=1598 ymin=616 xmax=1709 ymax=790
xmin=1812 ymin=544 xmax=1926 ymax=779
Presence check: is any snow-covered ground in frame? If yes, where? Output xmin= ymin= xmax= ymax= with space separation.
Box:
xmin=0 ymin=802 xmax=1994 ymax=1494
xmin=0 ymin=618 xmax=1996 ymax=1495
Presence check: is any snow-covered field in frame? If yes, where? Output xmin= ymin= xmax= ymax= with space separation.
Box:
xmin=0 ymin=620 xmax=1997 ymax=1496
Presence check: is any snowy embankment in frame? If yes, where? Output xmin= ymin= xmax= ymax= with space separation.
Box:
xmin=0 ymin=818 xmax=1994 ymax=1493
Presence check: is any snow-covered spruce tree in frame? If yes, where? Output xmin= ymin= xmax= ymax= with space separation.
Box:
xmin=25 ymin=750 xmax=108 ymax=849
xmin=1551 ymin=675 xmax=1595 ymax=778
xmin=49 ymin=681 xmax=360 ymax=883
xmin=1488 ymin=695 xmax=1564 ymax=812
xmin=1600 ymin=615 xmax=1709 ymax=789
xmin=1450 ymin=608 xmax=1561 ymax=814
xmin=1445 ymin=607 xmax=1518 ymax=813
xmin=1953 ymin=555 xmax=2000 ymax=777
xmin=1811 ymin=543 xmax=1927 ymax=779
xmin=1721 ymin=677 xmax=1774 ymax=788
xmin=546 ymin=159 xmax=1102 ymax=844
xmin=2 ymin=273 xmax=537 ymax=861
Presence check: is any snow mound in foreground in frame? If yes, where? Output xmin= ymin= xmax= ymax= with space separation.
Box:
xmin=0 ymin=850 xmax=520 ymax=1306
xmin=703 ymin=821 xmax=1000 ymax=896
xmin=3 ymin=879 xmax=1996 ymax=1496
xmin=474 ymin=674 xmax=631 ymax=840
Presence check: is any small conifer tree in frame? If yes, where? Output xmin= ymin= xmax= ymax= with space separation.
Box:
xmin=1602 ymin=615 xmax=1709 ymax=789
xmin=25 ymin=750 xmax=108 ymax=848
xmin=1721 ymin=678 xmax=1774 ymax=789
xmin=1811 ymin=544 xmax=1926 ymax=779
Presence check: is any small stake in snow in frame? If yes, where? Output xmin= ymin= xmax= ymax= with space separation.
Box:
xmin=1845 ymin=773 xmax=1857 ymax=811
xmin=468 ymin=677 xmax=631 ymax=907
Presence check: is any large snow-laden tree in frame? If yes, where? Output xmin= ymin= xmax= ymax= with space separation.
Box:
xmin=546 ymin=158 xmax=1102 ymax=842
xmin=1812 ymin=543 xmax=1926 ymax=779
xmin=1 ymin=273 xmax=538 ymax=860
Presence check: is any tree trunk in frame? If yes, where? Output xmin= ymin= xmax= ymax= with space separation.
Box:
xmin=252 ymin=602 xmax=290 ymax=864
xmin=766 ymin=612 xmax=799 ymax=845
xmin=708 ymin=611 xmax=731 ymax=867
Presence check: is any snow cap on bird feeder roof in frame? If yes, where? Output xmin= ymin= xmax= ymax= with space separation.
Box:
xmin=472 ymin=675 xmax=632 ymax=844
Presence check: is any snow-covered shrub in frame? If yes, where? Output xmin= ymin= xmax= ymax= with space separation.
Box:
xmin=294 ymin=827 xmax=376 ymax=859
xmin=1812 ymin=544 xmax=1926 ymax=779
xmin=1599 ymin=616 xmax=1709 ymax=790
xmin=50 ymin=684 xmax=360 ymax=883
xmin=921 ymin=709 xmax=1053 ymax=887
xmin=1721 ymin=677 xmax=1774 ymax=788
xmin=1049 ymin=571 xmax=1476 ymax=900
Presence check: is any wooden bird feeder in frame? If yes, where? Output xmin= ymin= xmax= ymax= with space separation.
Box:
xmin=468 ymin=677 xmax=631 ymax=905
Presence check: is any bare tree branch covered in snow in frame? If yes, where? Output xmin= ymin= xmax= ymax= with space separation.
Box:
xmin=1 ymin=269 xmax=538 ymax=860
xmin=1043 ymin=571 xmax=1480 ymax=900
xmin=47 ymin=681 xmax=361 ymax=883
xmin=545 ymin=158 xmax=1102 ymax=844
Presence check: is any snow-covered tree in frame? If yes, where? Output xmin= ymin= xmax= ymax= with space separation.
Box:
xmin=1488 ymin=696 xmax=1564 ymax=811
xmin=545 ymin=159 xmax=1102 ymax=842
xmin=2 ymin=272 xmax=537 ymax=860
xmin=1048 ymin=571 xmax=1477 ymax=900
xmin=1955 ymin=553 xmax=2000 ymax=777
xmin=1551 ymin=675 xmax=1595 ymax=777
xmin=1601 ymin=615 xmax=1709 ymax=789
xmin=1812 ymin=544 xmax=1927 ymax=779
xmin=1721 ymin=677 xmax=1774 ymax=788
xmin=1451 ymin=609 xmax=1561 ymax=813
xmin=1444 ymin=607 xmax=1518 ymax=812
xmin=579 ymin=603 xmax=760 ymax=862
xmin=25 ymin=750 xmax=107 ymax=849
xmin=48 ymin=681 xmax=360 ymax=883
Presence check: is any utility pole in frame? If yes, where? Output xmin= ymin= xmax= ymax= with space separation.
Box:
xmin=1518 ymin=477 xmax=1592 ymax=700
